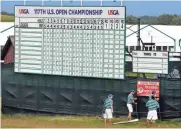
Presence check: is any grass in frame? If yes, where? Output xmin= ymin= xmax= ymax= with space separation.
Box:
xmin=1 ymin=15 xmax=14 ymax=22
xmin=1 ymin=114 xmax=181 ymax=128
xmin=126 ymin=72 xmax=153 ymax=78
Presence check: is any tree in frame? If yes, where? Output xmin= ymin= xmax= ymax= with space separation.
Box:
xmin=172 ymin=16 xmax=181 ymax=25
xmin=139 ymin=16 xmax=158 ymax=25
xmin=157 ymin=14 xmax=174 ymax=25
xmin=126 ymin=15 xmax=137 ymax=24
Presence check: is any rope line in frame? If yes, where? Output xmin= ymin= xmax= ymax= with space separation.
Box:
xmin=0 ymin=25 xmax=14 ymax=33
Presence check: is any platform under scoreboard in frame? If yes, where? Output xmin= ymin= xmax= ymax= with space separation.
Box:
xmin=14 ymin=6 xmax=126 ymax=79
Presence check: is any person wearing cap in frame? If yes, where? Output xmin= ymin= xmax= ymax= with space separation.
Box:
xmin=146 ymin=95 xmax=159 ymax=126
xmin=127 ymin=90 xmax=137 ymax=120
xmin=103 ymin=94 xmax=114 ymax=128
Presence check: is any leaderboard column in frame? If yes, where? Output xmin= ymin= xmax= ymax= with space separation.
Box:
xmin=14 ymin=17 xmax=20 ymax=72
xmin=14 ymin=17 xmax=43 ymax=73
xmin=114 ymin=19 xmax=125 ymax=79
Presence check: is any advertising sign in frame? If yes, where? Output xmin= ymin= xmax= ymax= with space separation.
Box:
xmin=137 ymin=80 xmax=160 ymax=97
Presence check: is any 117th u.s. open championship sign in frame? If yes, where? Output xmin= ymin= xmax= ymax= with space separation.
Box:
xmin=137 ymin=80 xmax=160 ymax=97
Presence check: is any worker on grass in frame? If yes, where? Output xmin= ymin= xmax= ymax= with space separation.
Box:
xmin=103 ymin=94 xmax=114 ymax=128
xmin=146 ymin=95 xmax=159 ymax=126
xmin=127 ymin=90 xmax=137 ymax=120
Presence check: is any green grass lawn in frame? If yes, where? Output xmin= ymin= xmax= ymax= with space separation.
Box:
xmin=1 ymin=15 xmax=14 ymax=22
xmin=2 ymin=114 xmax=181 ymax=128
xmin=126 ymin=72 xmax=154 ymax=78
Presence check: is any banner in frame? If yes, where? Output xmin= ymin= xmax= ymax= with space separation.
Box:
xmin=137 ymin=80 xmax=160 ymax=97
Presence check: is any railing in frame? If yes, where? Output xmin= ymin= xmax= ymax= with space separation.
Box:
xmin=0 ymin=25 xmax=14 ymax=33
xmin=126 ymin=24 xmax=176 ymax=51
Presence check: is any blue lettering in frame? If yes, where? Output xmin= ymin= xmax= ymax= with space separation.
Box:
xmin=47 ymin=9 xmax=55 ymax=14
xmin=34 ymin=9 xmax=46 ymax=14
xmin=56 ymin=9 xmax=67 ymax=15
xmin=69 ymin=9 xmax=102 ymax=15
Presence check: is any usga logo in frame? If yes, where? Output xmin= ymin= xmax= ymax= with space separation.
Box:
xmin=19 ymin=9 xmax=29 ymax=14
xmin=108 ymin=10 xmax=119 ymax=15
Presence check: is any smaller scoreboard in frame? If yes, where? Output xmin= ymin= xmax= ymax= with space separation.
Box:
xmin=132 ymin=51 xmax=169 ymax=74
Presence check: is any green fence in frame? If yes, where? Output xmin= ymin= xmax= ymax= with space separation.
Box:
xmin=1 ymin=63 xmax=181 ymax=119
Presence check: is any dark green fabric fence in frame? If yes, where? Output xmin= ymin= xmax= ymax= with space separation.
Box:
xmin=1 ymin=63 xmax=181 ymax=119
xmin=126 ymin=61 xmax=181 ymax=73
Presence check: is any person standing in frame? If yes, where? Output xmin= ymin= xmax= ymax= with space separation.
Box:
xmin=127 ymin=90 xmax=137 ymax=120
xmin=103 ymin=94 xmax=113 ymax=128
xmin=146 ymin=95 xmax=159 ymax=126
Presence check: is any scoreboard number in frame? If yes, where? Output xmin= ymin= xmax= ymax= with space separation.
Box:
xmin=121 ymin=20 xmax=124 ymax=29
xmin=20 ymin=22 xmax=28 ymax=28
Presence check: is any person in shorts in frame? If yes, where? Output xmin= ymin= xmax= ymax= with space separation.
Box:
xmin=103 ymin=94 xmax=113 ymax=128
xmin=127 ymin=90 xmax=137 ymax=120
xmin=146 ymin=95 xmax=159 ymax=125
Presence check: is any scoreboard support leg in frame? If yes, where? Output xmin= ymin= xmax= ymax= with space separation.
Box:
xmin=135 ymin=103 xmax=139 ymax=119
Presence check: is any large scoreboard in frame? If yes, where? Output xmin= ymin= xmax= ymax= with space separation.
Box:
xmin=14 ymin=6 xmax=126 ymax=79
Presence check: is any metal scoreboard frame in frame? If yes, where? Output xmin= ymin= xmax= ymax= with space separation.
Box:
xmin=14 ymin=6 xmax=126 ymax=79
xmin=132 ymin=50 xmax=169 ymax=74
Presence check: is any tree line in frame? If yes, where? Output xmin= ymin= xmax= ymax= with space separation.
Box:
xmin=1 ymin=11 xmax=181 ymax=25
xmin=127 ymin=14 xmax=181 ymax=25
